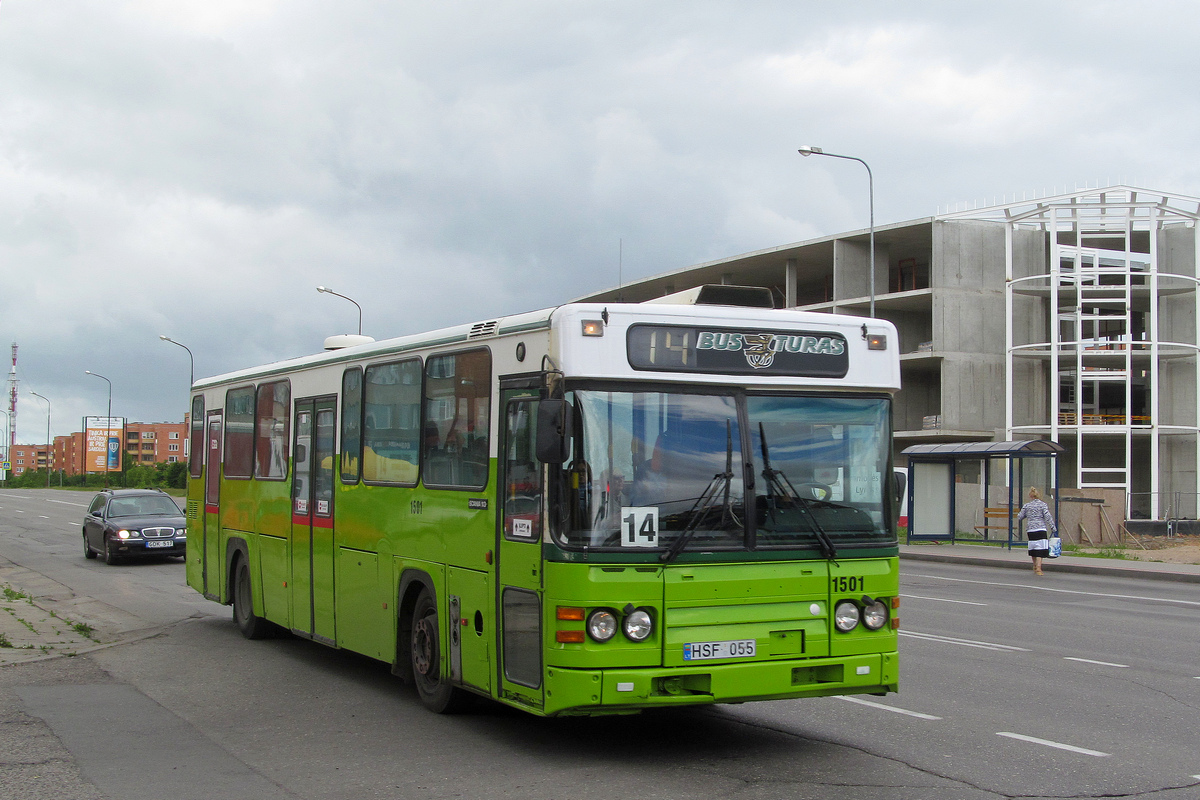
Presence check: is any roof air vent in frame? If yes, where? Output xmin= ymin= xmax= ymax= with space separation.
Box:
xmin=642 ymin=284 xmax=774 ymax=308
xmin=468 ymin=320 xmax=500 ymax=339
xmin=323 ymin=334 xmax=376 ymax=351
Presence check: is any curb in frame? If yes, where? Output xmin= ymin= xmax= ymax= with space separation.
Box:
xmin=900 ymin=549 xmax=1200 ymax=584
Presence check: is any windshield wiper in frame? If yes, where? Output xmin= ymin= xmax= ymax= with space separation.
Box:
xmin=661 ymin=421 xmax=739 ymax=563
xmin=759 ymin=422 xmax=837 ymax=561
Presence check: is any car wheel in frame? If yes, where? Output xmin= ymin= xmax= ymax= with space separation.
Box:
xmin=410 ymin=589 xmax=470 ymax=713
xmin=84 ymin=533 xmax=97 ymax=560
xmin=104 ymin=537 xmax=121 ymax=566
xmin=233 ymin=559 xmax=272 ymax=640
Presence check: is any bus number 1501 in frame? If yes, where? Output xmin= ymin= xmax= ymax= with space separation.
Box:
xmin=831 ymin=575 xmax=864 ymax=593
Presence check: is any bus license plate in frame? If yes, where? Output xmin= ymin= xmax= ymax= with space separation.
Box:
xmin=145 ymin=541 xmax=173 ymax=548
xmin=683 ymin=639 xmax=756 ymax=661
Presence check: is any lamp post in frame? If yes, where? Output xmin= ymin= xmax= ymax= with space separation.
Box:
xmin=316 ymin=286 xmax=363 ymax=335
xmin=29 ymin=390 xmax=51 ymax=488
xmin=159 ymin=335 xmax=195 ymax=387
xmin=85 ymin=370 xmax=113 ymax=487
xmin=798 ymin=145 xmax=876 ymax=318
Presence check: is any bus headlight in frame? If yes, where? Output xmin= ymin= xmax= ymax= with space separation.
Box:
xmin=834 ymin=600 xmax=860 ymax=632
xmin=623 ymin=609 xmax=653 ymax=642
xmin=862 ymin=598 xmax=889 ymax=630
xmin=587 ymin=609 xmax=617 ymax=642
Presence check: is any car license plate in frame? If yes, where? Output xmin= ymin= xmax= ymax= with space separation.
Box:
xmin=683 ymin=639 xmax=756 ymax=661
xmin=145 ymin=541 xmax=173 ymax=549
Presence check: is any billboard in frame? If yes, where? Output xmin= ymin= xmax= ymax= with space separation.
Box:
xmin=84 ymin=416 xmax=125 ymax=472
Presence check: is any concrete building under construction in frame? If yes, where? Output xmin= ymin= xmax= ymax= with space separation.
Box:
xmin=579 ymin=186 xmax=1200 ymax=521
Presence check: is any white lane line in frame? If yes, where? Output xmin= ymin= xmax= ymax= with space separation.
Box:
xmin=997 ymin=732 xmax=1110 ymax=757
xmin=1063 ymin=657 xmax=1129 ymax=668
xmin=901 ymin=593 xmax=987 ymax=606
xmin=38 ymin=515 xmax=49 ymax=519
xmin=910 ymin=572 xmax=1200 ymax=608
xmin=899 ymin=630 xmax=1031 ymax=652
xmin=46 ymin=498 xmax=88 ymax=507
xmin=837 ymin=696 xmax=941 ymax=720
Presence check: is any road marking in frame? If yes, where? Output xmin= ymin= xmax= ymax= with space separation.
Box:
xmin=901 ymin=593 xmax=987 ymax=606
xmin=837 ymin=696 xmax=941 ymax=720
xmin=1063 ymin=657 xmax=1129 ymax=668
xmin=46 ymin=498 xmax=88 ymax=507
xmin=900 ymin=630 xmax=1030 ymax=652
xmin=910 ymin=573 xmax=1200 ymax=608
xmin=997 ymin=732 xmax=1110 ymax=757
xmin=38 ymin=515 xmax=49 ymax=519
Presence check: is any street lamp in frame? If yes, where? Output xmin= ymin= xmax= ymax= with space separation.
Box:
xmin=29 ymin=390 xmax=51 ymax=488
xmin=85 ymin=370 xmax=113 ymax=487
xmin=798 ymin=145 xmax=876 ymax=318
xmin=316 ymin=285 xmax=363 ymax=335
xmin=159 ymin=335 xmax=195 ymax=386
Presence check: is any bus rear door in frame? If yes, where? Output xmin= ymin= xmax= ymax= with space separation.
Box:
xmin=291 ymin=397 xmax=337 ymax=643
xmin=202 ymin=411 xmax=222 ymax=601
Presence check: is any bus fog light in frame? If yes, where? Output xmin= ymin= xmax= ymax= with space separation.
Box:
xmin=623 ymin=609 xmax=653 ymax=641
xmin=834 ymin=600 xmax=860 ymax=632
xmin=587 ymin=609 xmax=617 ymax=642
xmin=862 ymin=599 xmax=888 ymax=630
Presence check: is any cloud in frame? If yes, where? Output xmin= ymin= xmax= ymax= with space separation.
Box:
xmin=3 ymin=1 xmax=1200 ymax=441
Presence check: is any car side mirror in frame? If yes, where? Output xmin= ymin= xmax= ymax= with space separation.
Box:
xmin=535 ymin=400 xmax=572 ymax=464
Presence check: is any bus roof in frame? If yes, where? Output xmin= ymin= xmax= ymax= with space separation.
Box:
xmin=193 ymin=301 xmax=897 ymax=390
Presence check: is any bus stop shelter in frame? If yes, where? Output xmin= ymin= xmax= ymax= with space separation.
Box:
xmin=901 ymin=440 xmax=1063 ymax=549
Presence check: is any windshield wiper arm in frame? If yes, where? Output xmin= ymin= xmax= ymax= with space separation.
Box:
xmin=661 ymin=421 xmax=738 ymax=563
xmin=759 ymin=422 xmax=837 ymax=560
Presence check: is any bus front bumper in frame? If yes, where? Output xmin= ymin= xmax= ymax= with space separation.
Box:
xmin=543 ymin=651 xmax=898 ymax=716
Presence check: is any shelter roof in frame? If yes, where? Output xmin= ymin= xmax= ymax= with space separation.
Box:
xmin=901 ymin=440 xmax=1064 ymax=458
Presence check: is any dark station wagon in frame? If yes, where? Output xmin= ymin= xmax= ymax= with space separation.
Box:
xmin=83 ymin=488 xmax=187 ymax=565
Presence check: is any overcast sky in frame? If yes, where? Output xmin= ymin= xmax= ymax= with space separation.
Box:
xmin=4 ymin=0 xmax=1200 ymax=442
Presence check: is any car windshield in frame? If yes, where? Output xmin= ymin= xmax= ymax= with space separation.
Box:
xmin=549 ymin=389 xmax=893 ymax=554
xmin=107 ymin=496 xmax=181 ymax=517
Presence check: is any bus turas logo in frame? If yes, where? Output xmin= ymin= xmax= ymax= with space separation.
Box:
xmin=696 ymin=330 xmax=846 ymax=370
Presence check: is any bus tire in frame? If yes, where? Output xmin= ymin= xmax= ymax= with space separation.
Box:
xmin=410 ymin=588 xmax=469 ymax=713
xmin=233 ymin=559 xmax=272 ymax=640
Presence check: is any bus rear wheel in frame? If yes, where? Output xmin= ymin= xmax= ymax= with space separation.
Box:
xmin=233 ymin=559 xmax=272 ymax=640
xmin=410 ymin=589 xmax=469 ymax=713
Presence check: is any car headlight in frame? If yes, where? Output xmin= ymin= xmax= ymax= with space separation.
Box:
xmin=834 ymin=600 xmax=860 ymax=632
xmin=862 ymin=598 xmax=889 ymax=630
xmin=623 ymin=609 xmax=653 ymax=641
xmin=176 ymin=528 xmax=187 ymax=537
xmin=117 ymin=529 xmax=132 ymax=539
xmin=586 ymin=609 xmax=617 ymax=642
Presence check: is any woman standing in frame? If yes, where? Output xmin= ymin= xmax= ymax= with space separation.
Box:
xmin=1017 ymin=487 xmax=1057 ymax=575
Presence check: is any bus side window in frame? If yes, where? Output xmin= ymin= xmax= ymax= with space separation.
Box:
xmin=423 ymin=349 xmax=491 ymax=489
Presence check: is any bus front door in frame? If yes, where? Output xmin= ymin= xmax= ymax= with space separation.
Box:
xmin=202 ymin=412 xmax=222 ymax=601
xmin=496 ymin=391 xmax=544 ymax=710
xmin=291 ymin=397 xmax=337 ymax=643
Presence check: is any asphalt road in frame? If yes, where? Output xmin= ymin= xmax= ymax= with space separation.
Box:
xmin=2 ymin=488 xmax=1199 ymax=800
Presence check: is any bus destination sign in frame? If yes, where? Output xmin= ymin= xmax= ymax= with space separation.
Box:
xmin=627 ymin=324 xmax=849 ymax=377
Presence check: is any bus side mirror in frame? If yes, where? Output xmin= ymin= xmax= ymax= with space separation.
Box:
xmin=535 ymin=400 xmax=572 ymax=464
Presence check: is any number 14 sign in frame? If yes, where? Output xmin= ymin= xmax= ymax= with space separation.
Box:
xmin=621 ymin=507 xmax=659 ymax=547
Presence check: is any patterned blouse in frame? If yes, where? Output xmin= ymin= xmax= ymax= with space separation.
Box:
xmin=1017 ymin=498 xmax=1057 ymax=546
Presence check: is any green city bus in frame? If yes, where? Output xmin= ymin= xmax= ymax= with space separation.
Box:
xmin=186 ymin=288 xmax=902 ymax=716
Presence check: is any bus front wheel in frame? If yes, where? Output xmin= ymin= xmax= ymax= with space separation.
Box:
xmin=410 ymin=589 xmax=469 ymax=713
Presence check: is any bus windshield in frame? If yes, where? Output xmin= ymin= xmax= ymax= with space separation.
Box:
xmin=550 ymin=389 xmax=893 ymax=554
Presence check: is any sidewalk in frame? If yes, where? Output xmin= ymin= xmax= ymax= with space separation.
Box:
xmin=0 ymin=557 xmax=152 ymax=667
xmin=901 ymin=542 xmax=1200 ymax=583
